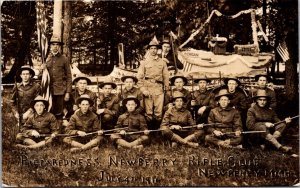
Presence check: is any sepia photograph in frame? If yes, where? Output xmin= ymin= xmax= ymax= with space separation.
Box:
xmin=1 ymin=0 xmax=299 ymax=186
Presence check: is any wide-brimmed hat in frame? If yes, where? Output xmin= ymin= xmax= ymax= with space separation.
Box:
xmin=98 ymin=78 xmax=117 ymax=89
xmin=215 ymin=89 xmax=232 ymax=100
xmin=76 ymin=94 xmax=94 ymax=105
xmin=255 ymin=73 xmax=272 ymax=82
xmin=72 ymin=76 xmax=92 ymax=85
xmin=170 ymin=75 xmax=188 ymax=86
xmin=17 ymin=65 xmax=35 ymax=78
xmin=161 ymin=39 xmax=170 ymax=45
xmin=172 ymin=91 xmax=187 ymax=102
xmin=32 ymin=95 xmax=49 ymax=109
xmin=121 ymin=76 xmax=138 ymax=83
xmin=223 ymin=76 xmax=241 ymax=86
xmin=147 ymin=36 xmax=161 ymax=49
xmin=49 ymin=35 xmax=64 ymax=45
xmin=194 ymin=75 xmax=211 ymax=83
xmin=122 ymin=96 xmax=140 ymax=108
xmin=252 ymin=89 xmax=271 ymax=100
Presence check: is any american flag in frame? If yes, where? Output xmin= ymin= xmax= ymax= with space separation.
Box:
xmin=36 ymin=0 xmax=52 ymax=111
xmin=276 ymin=40 xmax=290 ymax=62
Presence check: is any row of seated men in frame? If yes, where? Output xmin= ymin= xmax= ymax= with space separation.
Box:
xmin=12 ymin=65 xmax=293 ymax=153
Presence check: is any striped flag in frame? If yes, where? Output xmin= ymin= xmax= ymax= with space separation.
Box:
xmin=36 ymin=0 xmax=52 ymax=111
xmin=276 ymin=40 xmax=290 ymax=62
xmin=183 ymin=61 xmax=193 ymax=72
xmin=36 ymin=0 xmax=48 ymax=60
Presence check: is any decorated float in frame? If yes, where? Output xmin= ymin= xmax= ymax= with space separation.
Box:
xmin=70 ymin=8 xmax=274 ymax=91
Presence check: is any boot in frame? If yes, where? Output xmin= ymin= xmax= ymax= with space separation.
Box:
xmin=186 ymin=142 xmax=199 ymax=148
xmin=130 ymin=138 xmax=142 ymax=147
xmin=265 ymin=134 xmax=282 ymax=149
xmin=184 ymin=134 xmax=196 ymax=142
xmin=171 ymin=134 xmax=187 ymax=145
xmin=279 ymin=146 xmax=292 ymax=153
xmin=273 ymin=131 xmax=281 ymax=139
xmin=116 ymin=139 xmax=132 ymax=148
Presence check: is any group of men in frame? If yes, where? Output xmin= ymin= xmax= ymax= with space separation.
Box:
xmin=11 ymin=36 xmax=293 ymax=153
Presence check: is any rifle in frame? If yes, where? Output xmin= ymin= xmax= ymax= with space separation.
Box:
xmin=106 ymin=129 xmax=162 ymax=136
xmin=170 ymin=33 xmax=178 ymax=74
xmin=190 ymin=76 xmax=196 ymax=120
xmin=96 ymin=77 xmax=102 ymax=124
xmin=67 ymin=127 xmax=128 ymax=138
xmin=273 ymin=115 xmax=299 ymax=126
xmin=14 ymin=76 xmax=22 ymax=133
xmin=19 ymin=133 xmax=71 ymax=138
xmin=181 ymin=123 xmax=223 ymax=129
xmin=224 ymin=130 xmax=266 ymax=135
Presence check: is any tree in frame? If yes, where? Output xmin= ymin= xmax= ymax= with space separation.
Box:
xmin=2 ymin=1 xmax=36 ymax=83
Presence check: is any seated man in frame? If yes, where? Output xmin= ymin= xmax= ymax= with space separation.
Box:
xmin=246 ymin=89 xmax=292 ymax=153
xmin=205 ymin=89 xmax=243 ymax=148
xmin=161 ymin=91 xmax=204 ymax=148
xmin=192 ymin=76 xmax=216 ymax=123
xmin=70 ymin=76 xmax=97 ymax=113
xmin=16 ymin=96 xmax=59 ymax=149
xmin=164 ymin=74 xmax=191 ymax=112
xmin=118 ymin=76 xmax=144 ymax=114
xmin=63 ymin=94 xmax=103 ymax=152
xmin=111 ymin=96 xmax=149 ymax=149
xmin=96 ymin=80 xmax=120 ymax=130
xmin=250 ymin=73 xmax=277 ymax=110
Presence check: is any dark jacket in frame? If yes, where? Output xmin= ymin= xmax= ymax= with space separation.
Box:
xmin=46 ymin=53 xmax=72 ymax=95
xmin=207 ymin=106 xmax=242 ymax=133
xmin=115 ymin=111 xmax=148 ymax=132
xmin=158 ymin=52 xmax=183 ymax=70
xmin=11 ymin=81 xmax=41 ymax=114
xmin=22 ymin=111 xmax=59 ymax=135
xmin=246 ymin=104 xmax=284 ymax=130
xmin=66 ymin=110 xmax=100 ymax=134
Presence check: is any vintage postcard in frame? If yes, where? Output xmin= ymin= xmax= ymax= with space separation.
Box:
xmin=2 ymin=0 xmax=299 ymax=187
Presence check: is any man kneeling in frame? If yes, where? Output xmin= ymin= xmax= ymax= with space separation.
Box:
xmin=111 ymin=96 xmax=149 ymax=149
xmin=16 ymin=96 xmax=59 ymax=149
xmin=161 ymin=91 xmax=204 ymax=148
xmin=205 ymin=89 xmax=243 ymax=148
xmin=63 ymin=94 xmax=103 ymax=152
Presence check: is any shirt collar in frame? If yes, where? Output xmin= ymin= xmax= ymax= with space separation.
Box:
xmin=78 ymin=110 xmax=91 ymax=116
xmin=217 ymin=106 xmax=232 ymax=111
xmin=35 ymin=111 xmax=46 ymax=118
xmin=20 ymin=81 xmax=33 ymax=86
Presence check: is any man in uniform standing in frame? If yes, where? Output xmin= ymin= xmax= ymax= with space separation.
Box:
xmin=45 ymin=35 xmax=72 ymax=122
xmin=137 ymin=37 xmax=169 ymax=129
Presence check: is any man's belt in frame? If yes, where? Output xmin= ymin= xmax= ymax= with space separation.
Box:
xmin=144 ymin=77 xmax=163 ymax=84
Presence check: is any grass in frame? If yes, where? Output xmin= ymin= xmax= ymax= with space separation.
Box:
xmin=2 ymin=93 xmax=299 ymax=187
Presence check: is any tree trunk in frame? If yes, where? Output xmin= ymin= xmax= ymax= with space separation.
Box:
xmin=63 ymin=1 xmax=72 ymax=64
xmin=53 ymin=0 xmax=63 ymax=39
xmin=108 ymin=2 xmax=117 ymax=66
xmin=285 ymin=32 xmax=298 ymax=102
xmin=2 ymin=2 xmax=36 ymax=83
